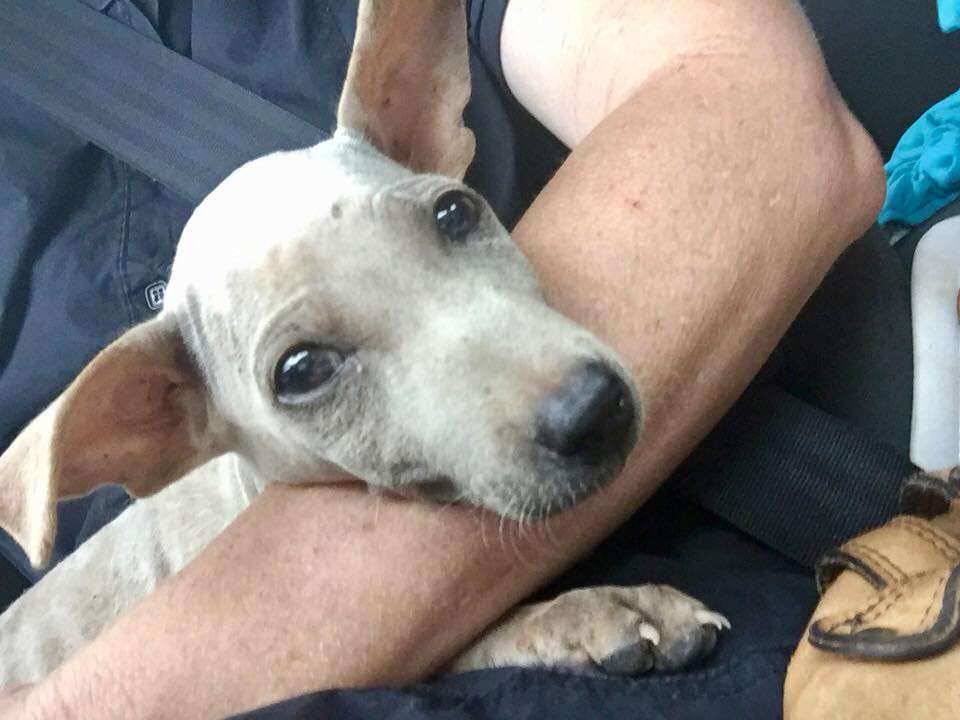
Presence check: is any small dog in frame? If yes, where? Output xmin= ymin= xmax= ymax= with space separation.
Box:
xmin=0 ymin=0 xmax=726 ymax=688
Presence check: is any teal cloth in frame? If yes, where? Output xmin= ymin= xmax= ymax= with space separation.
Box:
xmin=880 ymin=91 xmax=960 ymax=226
xmin=940 ymin=0 xmax=960 ymax=31
xmin=878 ymin=1 xmax=960 ymax=225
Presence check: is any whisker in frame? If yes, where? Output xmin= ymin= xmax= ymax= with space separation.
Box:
xmin=508 ymin=498 xmax=535 ymax=567
xmin=543 ymin=502 xmax=562 ymax=549
xmin=517 ymin=498 xmax=532 ymax=541
xmin=476 ymin=505 xmax=491 ymax=551
xmin=533 ymin=502 xmax=546 ymax=546
xmin=497 ymin=498 xmax=514 ymax=554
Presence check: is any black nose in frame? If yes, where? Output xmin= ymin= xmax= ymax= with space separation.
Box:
xmin=535 ymin=362 xmax=636 ymax=464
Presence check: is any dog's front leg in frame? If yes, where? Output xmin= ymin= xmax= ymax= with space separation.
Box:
xmin=0 ymin=459 xmax=252 ymax=689
xmin=449 ymin=585 xmax=728 ymax=676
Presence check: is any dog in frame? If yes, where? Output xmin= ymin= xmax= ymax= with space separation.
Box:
xmin=0 ymin=0 xmax=726 ymax=688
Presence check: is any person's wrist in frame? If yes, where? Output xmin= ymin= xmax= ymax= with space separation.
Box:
xmin=0 ymin=684 xmax=34 ymax=719
xmin=18 ymin=661 xmax=131 ymax=720
xmin=21 ymin=678 xmax=77 ymax=720
xmin=0 ymin=680 xmax=70 ymax=720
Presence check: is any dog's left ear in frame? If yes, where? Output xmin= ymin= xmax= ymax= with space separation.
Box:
xmin=337 ymin=0 xmax=476 ymax=179
xmin=0 ymin=315 xmax=220 ymax=568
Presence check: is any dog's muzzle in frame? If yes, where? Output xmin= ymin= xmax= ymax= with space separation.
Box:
xmin=394 ymin=361 xmax=638 ymax=517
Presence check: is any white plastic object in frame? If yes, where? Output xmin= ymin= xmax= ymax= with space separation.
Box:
xmin=911 ymin=216 xmax=960 ymax=471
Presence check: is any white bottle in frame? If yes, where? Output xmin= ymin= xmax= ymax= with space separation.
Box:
xmin=911 ymin=216 xmax=960 ymax=470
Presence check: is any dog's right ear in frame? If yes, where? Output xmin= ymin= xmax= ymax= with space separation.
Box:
xmin=337 ymin=0 xmax=476 ymax=179
xmin=0 ymin=315 xmax=221 ymax=568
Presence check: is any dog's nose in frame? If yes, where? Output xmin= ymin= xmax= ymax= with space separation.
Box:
xmin=535 ymin=362 xmax=636 ymax=464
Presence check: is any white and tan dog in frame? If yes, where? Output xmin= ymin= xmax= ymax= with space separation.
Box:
xmin=0 ymin=0 xmax=726 ymax=688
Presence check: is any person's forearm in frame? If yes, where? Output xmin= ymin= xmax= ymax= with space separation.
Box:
xmin=25 ymin=20 xmax=884 ymax=720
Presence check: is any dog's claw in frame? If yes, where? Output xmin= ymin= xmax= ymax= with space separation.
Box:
xmin=695 ymin=609 xmax=732 ymax=631
xmin=638 ymin=621 xmax=661 ymax=645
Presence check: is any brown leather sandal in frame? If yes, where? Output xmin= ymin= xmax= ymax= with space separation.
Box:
xmin=784 ymin=468 xmax=960 ymax=719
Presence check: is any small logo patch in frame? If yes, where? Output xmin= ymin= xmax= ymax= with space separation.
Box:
xmin=145 ymin=281 xmax=167 ymax=311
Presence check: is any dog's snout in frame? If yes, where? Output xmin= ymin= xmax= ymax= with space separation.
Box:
xmin=534 ymin=362 xmax=636 ymax=464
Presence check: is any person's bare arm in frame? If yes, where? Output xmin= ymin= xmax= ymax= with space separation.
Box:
xmin=19 ymin=1 xmax=884 ymax=717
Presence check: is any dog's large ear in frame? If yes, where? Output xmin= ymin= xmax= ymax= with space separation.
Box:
xmin=337 ymin=0 xmax=476 ymax=178
xmin=0 ymin=316 xmax=221 ymax=568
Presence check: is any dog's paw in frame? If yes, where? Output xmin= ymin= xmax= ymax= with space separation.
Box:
xmin=451 ymin=585 xmax=729 ymax=676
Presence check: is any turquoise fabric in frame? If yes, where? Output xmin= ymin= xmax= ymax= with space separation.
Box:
xmin=939 ymin=0 xmax=960 ymax=31
xmin=880 ymin=91 xmax=960 ymax=226
xmin=878 ymin=1 xmax=960 ymax=225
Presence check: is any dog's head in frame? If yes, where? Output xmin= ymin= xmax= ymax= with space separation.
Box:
xmin=0 ymin=0 xmax=641 ymax=568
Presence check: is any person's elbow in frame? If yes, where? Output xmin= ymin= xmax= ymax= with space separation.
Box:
xmin=815 ymin=95 xmax=887 ymax=249
xmin=504 ymin=0 xmax=887 ymax=250
xmin=694 ymin=32 xmax=886 ymax=254
xmin=744 ymin=15 xmax=886 ymax=251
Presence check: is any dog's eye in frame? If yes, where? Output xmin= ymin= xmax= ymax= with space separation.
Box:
xmin=274 ymin=344 xmax=345 ymax=405
xmin=433 ymin=190 xmax=479 ymax=242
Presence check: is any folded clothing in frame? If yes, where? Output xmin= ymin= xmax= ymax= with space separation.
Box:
xmin=940 ymin=0 xmax=960 ymax=31
xmin=880 ymin=90 xmax=960 ymax=226
xmin=879 ymin=2 xmax=960 ymax=226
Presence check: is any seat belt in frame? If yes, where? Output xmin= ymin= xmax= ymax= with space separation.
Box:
xmin=0 ymin=0 xmax=323 ymax=205
xmin=680 ymin=383 xmax=917 ymax=569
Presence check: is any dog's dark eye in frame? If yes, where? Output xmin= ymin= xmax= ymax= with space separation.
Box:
xmin=274 ymin=344 xmax=344 ymax=404
xmin=433 ymin=190 xmax=479 ymax=242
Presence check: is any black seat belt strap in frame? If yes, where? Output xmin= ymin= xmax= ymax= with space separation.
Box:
xmin=0 ymin=0 xmax=323 ymax=204
xmin=680 ymin=383 xmax=917 ymax=569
